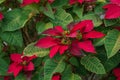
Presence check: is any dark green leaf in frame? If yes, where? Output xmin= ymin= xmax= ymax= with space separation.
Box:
xmin=0 ymin=58 xmax=8 ymax=76
xmin=15 ymin=73 xmax=26 ymax=80
xmin=0 ymin=30 xmax=23 ymax=47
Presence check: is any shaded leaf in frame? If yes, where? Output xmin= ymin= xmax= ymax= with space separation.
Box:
xmin=15 ymin=73 xmax=26 ymax=80
xmin=0 ymin=58 xmax=8 ymax=76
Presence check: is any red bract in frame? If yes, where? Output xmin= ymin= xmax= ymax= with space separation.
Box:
xmin=8 ymin=53 xmax=36 ymax=77
xmin=4 ymin=76 xmax=11 ymax=80
xmin=113 ymin=68 xmax=120 ymax=78
xmin=69 ymin=0 xmax=83 ymax=5
xmin=48 ymin=0 xmax=55 ymax=4
xmin=103 ymin=0 xmax=120 ymax=19
xmin=52 ymin=74 xmax=61 ymax=80
xmin=0 ymin=12 xmax=4 ymax=20
xmin=21 ymin=0 xmax=40 ymax=6
xmin=35 ymin=20 xmax=105 ymax=58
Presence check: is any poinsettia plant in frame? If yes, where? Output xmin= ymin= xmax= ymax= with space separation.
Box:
xmin=0 ymin=0 xmax=120 ymax=80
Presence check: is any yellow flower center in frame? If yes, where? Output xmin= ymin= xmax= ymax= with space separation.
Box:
xmin=62 ymin=30 xmax=70 ymax=37
xmin=61 ymin=38 xmax=71 ymax=45
xmin=21 ymin=61 xmax=27 ymax=66
xmin=76 ymin=32 xmax=82 ymax=40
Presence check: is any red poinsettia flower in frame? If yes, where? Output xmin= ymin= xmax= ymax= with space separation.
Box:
xmin=103 ymin=0 xmax=120 ymax=19
xmin=48 ymin=0 xmax=55 ymax=4
xmin=115 ymin=27 xmax=120 ymax=31
xmin=8 ymin=53 xmax=36 ymax=77
xmin=69 ymin=0 xmax=83 ymax=5
xmin=0 ymin=12 xmax=4 ymax=20
xmin=4 ymin=76 xmax=11 ymax=80
xmin=35 ymin=20 xmax=105 ymax=58
xmin=21 ymin=0 xmax=40 ymax=6
xmin=113 ymin=68 xmax=120 ymax=78
xmin=52 ymin=74 xmax=61 ymax=80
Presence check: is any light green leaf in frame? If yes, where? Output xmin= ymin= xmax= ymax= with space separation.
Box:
xmin=0 ymin=30 xmax=23 ymax=47
xmin=71 ymin=74 xmax=82 ymax=80
xmin=1 ymin=9 xmax=30 ymax=32
xmin=104 ymin=29 xmax=120 ymax=58
xmin=82 ymin=13 xmax=102 ymax=27
xmin=0 ymin=0 xmax=5 ymax=4
xmin=36 ymin=22 xmax=53 ymax=34
xmin=62 ymin=65 xmax=82 ymax=80
xmin=0 ymin=58 xmax=8 ymax=75
xmin=42 ymin=3 xmax=55 ymax=19
xmin=73 ymin=5 xmax=84 ymax=19
xmin=44 ymin=56 xmax=66 ymax=80
xmin=81 ymin=56 xmax=106 ymax=74
xmin=23 ymin=43 xmax=49 ymax=57
xmin=51 ymin=8 xmax=73 ymax=28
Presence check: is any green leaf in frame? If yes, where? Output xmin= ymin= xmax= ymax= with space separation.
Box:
xmin=15 ymin=73 xmax=26 ymax=80
xmin=70 ymin=74 xmax=82 ymax=80
xmin=0 ymin=58 xmax=8 ymax=75
xmin=94 ymin=3 xmax=105 ymax=15
xmin=17 ymin=0 xmax=23 ymax=3
xmin=0 ymin=30 xmax=23 ymax=47
xmin=36 ymin=22 xmax=53 ymax=34
xmin=93 ymin=37 xmax=105 ymax=47
xmin=69 ymin=57 xmax=79 ymax=67
xmin=62 ymin=66 xmax=82 ymax=80
xmin=104 ymin=29 xmax=120 ymax=58
xmin=42 ymin=3 xmax=55 ymax=19
xmin=104 ymin=19 xmax=119 ymax=27
xmin=81 ymin=56 xmax=106 ymax=74
xmin=0 ymin=40 xmax=3 ymax=53
xmin=104 ymin=53 xmax=120 ymax=72
xmin=0 ymin=0 xmax=5 ymax=4
xmin=51 ymin=8 xmax=73 ymax=28
xmin=73 ymin=5 xmax=83 ymax=19
xmin=82 ymin=13 xmax=102 ymax=27
xmin=44 ymin=56 xmax=66 ymax=80
xmin=51 ymin=0 xmax=68 ymax=8
xmin=32 ymin=67 xmax=44 ymax=80
xmin=33 ymin=57 xmax=42 ymax=67
xmin=23 ymin=43 xmax=49 ymax=57
xmin=1 ymin=9 xmax=30 ymax=32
